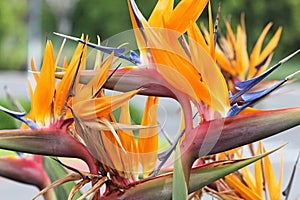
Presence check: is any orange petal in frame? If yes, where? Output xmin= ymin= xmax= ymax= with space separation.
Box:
xmin=73 ymin=89 xmax=140 ymax=120
xmin=249 ymin=23 xmax=273 ymax=76
xmin=189 ymin=36 xmax=230 ymax=114
xmin=118 ymin=102 xmax=139 ymax=177
xmin=208 ymin=1 xmax=215 ymax=60
xmin=54 ymin=41 xmax=87 ymax=116
xmin=148 ymin=0 xmax=174 ymax=27
xmin=127 ymin=0 xmax=150 ymax=62
xmin=144 ymin=28 xmax=211 ymax=104
xmin=262 ymin=143 xmax=282 ymax=200
xmin=74 ymin=52 xmax=114 ymax=101
xmin=225 ymin=174 xmax=262 ymax=200
xmin=166 ymin=0 xmax=208 ymax=33
xmin=30 ymin=58 xmax=39 ymax=83
xmin=236 ymin=24 xmax=249 ymax=78
xmin=225 ymin=19 xmax=237 ymax=52
xmin=237 ymin=14 xmax=249 ymax=78
xmin=54 ymin=38 xmax=66 ymax=67
xmin=32 ymin=41 xmax=55 ymax=124
xmin=138 ymin=96 xmax=159 ymax=176
xmin=119 ymin=102 xmax=138 ymax=152
xmin=257 ymin=27 xmax=282 ymax=75
xmin=240 ymin=165 xmax=256 ymax=192
xmin=188 ymin=22 xmax=210 ymax=54
xmin=216 ymin=50 xmax=237 ymax=76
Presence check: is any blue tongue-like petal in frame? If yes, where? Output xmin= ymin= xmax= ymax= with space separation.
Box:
xmin=0 ymin=105 xmax=38 ymax=157
xmin=0 ymin=105 xmax=38 ymax=129
xmin=53 ymin=32 xmax=141 ymax=64
xmin=129 ymin=50 xmax=141 ymax=64
xmin=228 ymin=67 xmax=300 ymax=117
xmin=241 ymin=80 xmax=285 ymax=103
xmin=0 ymin=105 xmax=26 ymax=118
xmin=230 ymin=49 xmax=300 ymax=104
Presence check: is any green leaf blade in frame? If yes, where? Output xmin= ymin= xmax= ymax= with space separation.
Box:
xmin=173 ymin=145 xmax=188 ymax=200
xmin=104 ymin=145 xmax=282 ymax=199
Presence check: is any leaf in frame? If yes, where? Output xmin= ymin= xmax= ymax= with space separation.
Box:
xmin=43 ymin=157 xmax=82 ymax=200
xmin=104 ymin=146 xmax=280 ymax=199
xmin=173 ymin=145 xmax=188 ymax=200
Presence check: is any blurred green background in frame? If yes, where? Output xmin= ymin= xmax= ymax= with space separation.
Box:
xmin=0 ymin=0 xmax=299 ymax=71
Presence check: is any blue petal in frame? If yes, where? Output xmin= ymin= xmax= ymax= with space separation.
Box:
xmin=214 ymin=32 xmax=218 ymax=48
xmin=230 ymin=49 xmax=300 ymax=104
xmin=241 ymin=79 xmax=286 ymax=103
xmin=128 ymin=0 xmax=150 ymax=52
xmin=227 ymin=104 xmax=241 ymax=117
xmin=129 ymin=50 xmax=141 ymax=64
xmin=23 ymin=119 xmax=38 ymax=129
xmin=77 ymin=39 xmax=126 ymax=55
xmin=254 ymin=54 xmax=270 ymax=73
xmin=54 ymin=32 xmax=141 ymax=64
xmin=231 ymin=55 xmax=269 ymax=94
xmin=236 ymin=61 xmax=281 ymax=91
xmin=0 ymin=105 xmax=38 ymax=129
xmin=228 ymin=79 xmax=286 ymax=117
xmin=129 ymin=0 xmax=144 ymax=30
xmin=0 ymin=105 xmax=26 ymax=118
xmin=78 ymin=39 xmax=142 ymax=65
xmin=230 ymin=60 xmax=282 ymax=103
xmin=0 ymin=105 xmax=38 ymax=156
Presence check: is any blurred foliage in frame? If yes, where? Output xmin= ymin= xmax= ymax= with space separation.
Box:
xmin=0 ymin=0 xmax=299 ymax=70
xmin=0 ymin=0 xmax=27 ymax=70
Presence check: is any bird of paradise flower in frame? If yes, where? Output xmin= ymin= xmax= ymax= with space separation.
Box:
xmin=0 ymin=35 xmax=160 ymax=198
xmin=48 ymin=0 xmax=300 ymax=199
xmin=0 ymin=0 xmax=300 ymax=200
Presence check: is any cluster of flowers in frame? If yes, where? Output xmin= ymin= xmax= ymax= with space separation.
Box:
xmin=0 ymin=0 xmax=299 ymax=199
